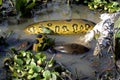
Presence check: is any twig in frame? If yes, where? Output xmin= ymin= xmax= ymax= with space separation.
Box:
xmin=9 ymin=0 xmax=14 ymax=7
xmin=44 ymin=53 xmax=56 ymax=70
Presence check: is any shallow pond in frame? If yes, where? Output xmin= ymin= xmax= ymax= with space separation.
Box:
xmin=0 ymin=4 xmax=115 ymax=80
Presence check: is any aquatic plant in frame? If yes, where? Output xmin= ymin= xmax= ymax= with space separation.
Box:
xmin=15 ymin=0 xmax=36 ymax=17
xmin=67 ymin=0 xmax=120 ymax=13
xmin=0 ymin=0 xmax=2 ymax=5
xmin=14 ymin=0 xmax=120 ymax=13
xmin=0 ymin=0 xmax=119 ymax=18
xmin=4 ymin=50 xmax=72 ymax=80
xmin=88 ymin=0 xmax=120 ymax=13
xmin=14 ymin=0 xmax=52 ymax=17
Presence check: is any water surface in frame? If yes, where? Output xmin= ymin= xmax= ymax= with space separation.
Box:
xmin=0 ymin=4 xmax=108 ymax=80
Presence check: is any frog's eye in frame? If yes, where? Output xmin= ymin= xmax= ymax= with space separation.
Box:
xmin=34 ymin=39 xmax=39 ymax=44
xmin=37 ymin=34 xmax=43 ymax=38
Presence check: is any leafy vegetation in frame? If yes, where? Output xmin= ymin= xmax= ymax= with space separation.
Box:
xmin=4 ymin=50 xmax=71 ymax=80
xmin=88 ymin=0 xmax=120 ymax=13
xmin=73 ymin=0 xmax=120 ymax=12
xmin=0 ymin=0 xmax=120 ymax=18
xmin=0 ymin=29 xmax=71 ymax=80
xmin=11 ymin=0 xmax=120 ymax=14
xmin=15 ymin=0 xmax=36 ymax=17
xmin=0 ymin=0 xmax=2 ymax=5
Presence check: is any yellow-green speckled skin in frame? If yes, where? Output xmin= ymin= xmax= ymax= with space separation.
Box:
xmin=24 ymin=19 xmax=95 ymax=35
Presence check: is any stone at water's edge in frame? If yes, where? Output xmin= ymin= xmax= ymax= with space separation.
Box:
xmin=24 ymin=19 xmax=95 ymax=35
xmin=115 ymin=38 xmax=120 ymax=60
xmin=53 ymin=43 xmax=90 ymax=54
xmin=116 ymin=59 xmax=120 ymax=69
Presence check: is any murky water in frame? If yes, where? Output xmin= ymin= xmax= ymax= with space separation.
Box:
xmin=0 ymin=4 xmax=112 ymax=80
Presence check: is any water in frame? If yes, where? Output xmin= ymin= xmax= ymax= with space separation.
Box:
xmin=0 ymin=4 xmax=112 ymax=80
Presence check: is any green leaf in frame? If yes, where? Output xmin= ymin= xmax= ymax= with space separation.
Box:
xmin=14 ymin=58 xmax=23 ymax=66
xmin=26 ymin=51 xmax=33 ymax=58
xmin=115 ymin=17 xmax=120 ymax=38
xmin=35 ymin=75 xmax=41 ymax=80
xmin=27 ymin=75 xmax=33 ymax=79
xmin=35 ymin=53 xmax=46 ymax=60
xmin=26 ymin=0 xmax=35 ymax=9
xmin=31 ymin=73 xmax=38 ymax=78
xmin=10 ymin=47 xmax=18 ymax=54
xmin=94 ymin=0 xmax=101 ymax=3
xmin=115 ymin=29 xmax=120 ymax=38
xmin=43 ymin=70 xmax=51 ymax=79
xmin=21 ymin=71 xmax=27 ymax=77
xmin=26 ymin=0 xmax=30 ymax=3
xmin=27 ymin=73 xmax=38 ymax=79
xmin=115 ymin=17 xmax=120 ymax=28
xmin=12 ymin=78 xmax=22 ymax=80
xmin=16 ymin=0 xmax=27 ymax=11
xmin=42 ymin=26 xmax=54 ymax=34
xmin=28 ymin=68 xmax=34 ymax=74
xmin=0 ymin=0 xmax=2 ymax=5
xmin=32 ymin=66 xmax=42 ymax=72
xmin=112 ymin=1 xmax=119 ymax=6
xmin=20 ymin=51 xmax=26 ymax=57
xmin=9 ymin=66 xmax=14 ymax=72
xmin=51 ymin=73 xmax=57 ymax=80
xmin=30 ymin=58 xmax=36 ymax=67
xmin=41 ymin=43 xmax=47 ymax=50
xmin=26 ymin=58 xmax=31 ymax=64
